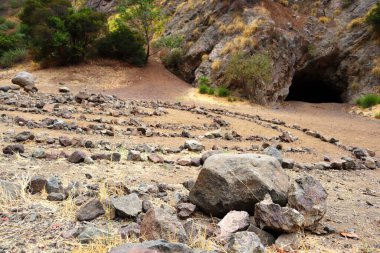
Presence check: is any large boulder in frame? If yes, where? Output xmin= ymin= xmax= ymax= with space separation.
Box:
xmin=189 ymin=154 xmax=289 ymax=217
xmin=288 ymin=176 xmax=327 ymax=229
xmin=11 ymin=72 xmax=38 ymax=92
xmin=109 ymin=240 xmax=193 ymax=253
xmin=254 ymin=195 xmax=304 ymax=233
xmin=140 ymin=206 xmax=188 ymax=243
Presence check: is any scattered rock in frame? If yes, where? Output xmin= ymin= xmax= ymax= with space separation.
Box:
xmin=148 ymin=154 xmax=164 ymax=164
xmin=47 ymin=192 xmax=66 ymax=201
xmin=217 ymin=210 xmax=250 ymax=239
xmin=11 ymin=71 xmax=38 ymax=92
xmin=140 ymin=206 xmax=188 ymax=243
xmin=128 ymin=150 xmax=142 ymax=161
xmin=109 ymin=240 xmax=193 ymax=253
xmin=254 ymin=195 xmax=304 ymax=233
xmin=15 ymin=131 xmax=35 ymax=142
xmin=189 ymin=154 xmax=289 ymax=217
xmin=226 ymin=231 xmax=265 ymax=253
xmin=184 ymin=140 xmax=204 ymax=152
xmin=46 ymin=176 xmax=63 ymax=194
xmin=120 ymin=222 xmax=141 ymax=239
xmin=68 ymin=150 xmax=87 ymax=163
xmin=176 ymin=203 xmax=196 ymax=219
xmin=59 ymin=86 xmax=71 ymax=93
xmin=3 ymin=144 xmax=25 ymax=155
xmin=288 ymin=176 xmax=327 ymax=229
xmin=77 ymin=225 xmax=110 ymax=243
xmin=28 ymin=175 xmax=47 ymax=194
xmin=76 ymin=198 xmax=105 ymax=221
xmin=111 ymin=193 xmax=142 ymax=218
xmin=275 ymin=233 xmax=301 ymax=252
xmin=247 ymin=225 xmax=275 ymax=246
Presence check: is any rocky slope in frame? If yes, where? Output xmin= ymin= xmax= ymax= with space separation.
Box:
xmin=161 ymin=0 xmax=380 ymax=104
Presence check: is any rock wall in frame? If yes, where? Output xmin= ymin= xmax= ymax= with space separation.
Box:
xmin=162 ymin=0 xmax=380 ymax=104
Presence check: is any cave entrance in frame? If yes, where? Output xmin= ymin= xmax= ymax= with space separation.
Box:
xmin=286 ymin=52 xmax=347 ymax=103
xmin=286 ymin=71 xmax=344 ymax=103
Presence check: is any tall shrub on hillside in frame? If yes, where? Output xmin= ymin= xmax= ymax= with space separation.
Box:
xmin=20 ymin=0 xmax=105 ymax=66
xmin=225 ymin=51 xmax=272 ymax=101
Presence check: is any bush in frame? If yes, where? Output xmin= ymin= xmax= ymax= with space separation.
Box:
xmin=0 ymin=21 xmax=17 ymax=31
xmin=216 ymin=87 xmax=230 ymax=97
xmin=20 ymin=0 xmax=105 ymax=66
xmin=154 ymin=35 xmax=184 ymax=49
xmin=199 ymin=84 xmax=209 ymax=94
xmin=356 ymin=94 xmax=380 ymax=108
xmin=161 ymin=48 xmax=183 ymax=72
xmin=0 ymin=47 xmax=28 ymax=68
xmin=366 ymin=3 xmax=380 ymax=31
xmin=207 ymin=87 xmax=215 ymax=95
xmin=10 ymin=0 xmax=25 ymax=9
xmin=225 ymin=51 xmax=272 ymax=100
xmin=0 ymin=32 xmax=24 ymax=55
xmin=97 ymin=24 xmax=146 ymax=66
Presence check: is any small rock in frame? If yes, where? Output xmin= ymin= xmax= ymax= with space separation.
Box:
xmin=59 ymin=136 xmax=72 ymax=147
xmin=28 ymin=175 xmax=47 ymax=194
xmin=176 ymin=203 xmax=196 ymax=219
xmin=109 ymin=240 xmax=193 ymax=253
xmin=59 ymin=86 xmax=71 ymax=93
xmin=120 ymin=223 xmax=141 ymax=239
xmin=47 ymin=192 xmax=66 ymax=201
xmin=217 ymin=210 xmax=250 ymax=239
xmin=127 ymin=150 xmax=142 ymax=161
xmin=15 ymin=131 xmax=35 ymax=142
xmin=226 ymin=231 xmax=265 ymax=253
xmin=76 ymin=198 xmax=105 ymax=221
xmin=3 ymin=144 xmax=25 ymax=155
xmin=32 ymin=148 xmax=46 ymax=159
xmin=148 ymin=154 xmax=164 ymax=164
xmin=46 ymin=177 xmax=63 ymax=194
xmin=111 ymin=193 xmax=143 ymax=218
xmin=77 ymin=225 xmax=110 ymax=243
xmin=68 ymin=150 xmax=87 ymax=163
xmin=184 ymin=140 xmax=204 ymax=152
xmin=275 ymin=233 xmax=301 ymax=252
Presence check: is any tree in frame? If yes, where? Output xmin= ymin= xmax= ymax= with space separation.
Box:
xmin=119 ymin=0 xmax=165 ymax=64
xmin=20 ymin=0 xmax=105 ymax=65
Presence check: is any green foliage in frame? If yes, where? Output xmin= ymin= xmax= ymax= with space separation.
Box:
xmin=366 ymin=3 xmax=380 ymax=31
xmin=0 ymin=17 xmax=6 ymax=24
xmin=0 ymin=47 xmax=28 ymax=67
xmin=161 ymin=48 xmax=183 ymax=72
xmin=225 ymin=51 xmax=272 ymax=100
xmin=154 ymin=35 xmax=184 ymax=49
xmin=20 ymin=0 xmax=105 ymax=66
xmin=0 ymin=32 xmax=24 ymax=55
xmin=199 ymin=75 xmax=210 ymax=86
xmin=216 ymin=87 xmax=230 ymax=97
xmin=119 ymin=0 xmax=166 ymax=64
xmin=97 ymin=24 xmax=146 ymax=66
xmin=10 ymin=0 xmax=25 ymax=9
xmin=199 ymin=84 xmax=209 ymax=94
xmin=0 ymin=20 xmax=17 ymax=31
xmin=356 ymin=94 xmax=380 ymax=108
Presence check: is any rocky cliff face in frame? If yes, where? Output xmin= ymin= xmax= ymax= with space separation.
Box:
xmin=161 ymin=0 xmax=380 ymax=104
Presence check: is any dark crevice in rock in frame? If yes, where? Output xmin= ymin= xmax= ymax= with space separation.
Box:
xmin=286 ymin=53 xmax=347 ymax=103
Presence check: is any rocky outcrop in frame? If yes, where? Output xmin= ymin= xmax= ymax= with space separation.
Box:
xmin=161 ymin=0 xmax=380 ymax=104
xmin=189 ymin=153 xmax=289 ymax=217
xmin=85 ymin=0 xmax=118 ymax=12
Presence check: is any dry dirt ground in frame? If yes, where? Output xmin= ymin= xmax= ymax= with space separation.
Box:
xmin=0 ymin=60 xmax=379 ymax=253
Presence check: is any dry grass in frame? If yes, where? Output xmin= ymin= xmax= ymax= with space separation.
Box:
xmin=72 ymin=235 xmax=140 ymax=253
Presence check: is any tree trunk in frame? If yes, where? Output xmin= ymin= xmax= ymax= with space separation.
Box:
xmin=145 ymin=42 xmax=150 ymax=64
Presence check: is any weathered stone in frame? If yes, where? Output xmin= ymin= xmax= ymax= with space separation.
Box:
xmin=226 ymin=231 xmax=265 ymax=253
xmin=177 ymin=157 xmax=192 ymax=166
xmin=32 ymin=148 xmax=46 ymax=159
xmin=47 ymin=192 xmax=66 ymax=201
xmin=282 ymin=158 xmax=295 ymax=169
xmin=68 ymin=150 xmax=87 ymax=163
xmin=263 ymin=146 xmax=283 ymax=163
xmin=140 ymin=206 xmax=188 ymax=243
xmin=176 ymin=203 xmax=196 ymax=219
xmin=182 ymin=180 xmax=195 ymax=191
xmin=189 ymin=154 xmax=289 ymax=217
xmin=247 ymin=225 xmax=275 ymax=246
xmin=28 ymin=175 xmax=47 ymax=194
xmin=11 ymin=71 xmax=38 ymax=92
xmin=148 ymin=154 xmax=164 ymax=164
xmin=217 ymin=210 xmax=249 ymax=239
xmin=120 ymin=222 xmax=141 ymax=239
xmin=275 ymin=233 xmax=301 ymax=252
xmin=111 ymin=193 xmax=142 ymax=218
xmin=184 ymin=140 xmax=204 ymax=152
xmin=15 ymin=131 xmax=35 ymax=142
xmin=109 ymin=240 xmax=193 ymax=253
xmin=76 ymin=198 xmax=105 ymax=221
xmin=3 ymin=144 xmax=25 ymax=155
xmin=77 ymin=225 xmax=110 ymax=243
xmin=59 ymin=136 xmax=72 ymax=147
xmin=59 ymin=86 xmax=71 ymax=93
xmin=46 ymin=177 xmax=63 ymax=194
xmin=288 ymin=176 xmax=327 ymax=229
xmin=128 ymin=150 xmax=142 ymax=161
xmin=254 ymin=195 xmax=304 ymax=233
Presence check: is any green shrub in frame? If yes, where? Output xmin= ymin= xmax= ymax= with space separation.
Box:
xmin=216 ymin=87 xmax=230 ymax=97
xmin=0 ymin=32 xmax=24 ymax=55
xmin=366 ymin=3 xmax=380 ymax=31
xmin=356 ymin=94 xmax=380 ymax=108
xmin=225 ymin=51 xmax=272 ymax=100
xmin=0 ymin=21 xmax=17 ymax=31
xmin=199 ymin=84 xmax=209 ymax=94
xmin=207 ymin=87 xmax=215 ymax=95
xmin=154 ymin=35 xmax=184 ymax=49
xmin=199 ymin=75 xmax=210 ymax=86
xmin=10 ymin=0 xmax=25 ymax=9
xmin=161 ymin=48 xmax=183 ymax=72
xmin=0 ymin=17 xmax=6 ymax=24
xmin=97 ymin=24 xmax=146 ymax=66
xmin=0 ymin=47 xmax=28 ymax=68
xmin=20 ymin=0 xmax=105 ymax=66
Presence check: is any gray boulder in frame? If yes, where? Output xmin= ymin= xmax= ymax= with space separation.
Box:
xmin=288 ymin=176 xmax=327 ymax=229
xmin=189 ymin=154 xmax=289 ymax=217
xmin=217 ymin=210 xmax=250 ymax=239
xmin=11 ymin=71 xmax=38 ymax=92
xmin=226 ymin=231 xmax=265 ymax=253
xmin=184 ymin=140 xmax=204 ymax=152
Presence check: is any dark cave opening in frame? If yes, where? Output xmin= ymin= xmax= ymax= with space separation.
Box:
xmin=286 ymin=69 xmax=344 ymax=103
